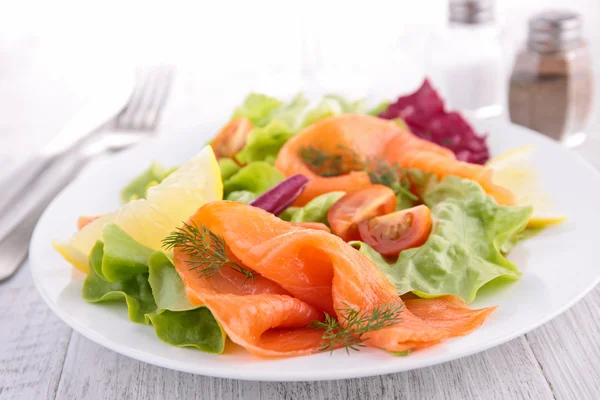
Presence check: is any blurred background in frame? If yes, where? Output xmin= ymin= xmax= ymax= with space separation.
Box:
xmin=1 ymin=0 xmax=599 ymax=160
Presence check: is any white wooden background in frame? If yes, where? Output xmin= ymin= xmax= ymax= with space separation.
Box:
xmin=2 ymin=1 xmax=600 ymax=399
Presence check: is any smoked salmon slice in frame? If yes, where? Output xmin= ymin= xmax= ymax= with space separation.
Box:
xmin=174 ymin=201 xmax=496 ymax=357
xmin=403 ymin=295 xmax=497 ymax=337
xmin=275 ymin=114 xmax=514 ymax=206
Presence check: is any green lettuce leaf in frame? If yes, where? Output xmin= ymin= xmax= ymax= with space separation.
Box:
xmin=231 ymin=93 xmax=282 ymax=127
xmin=218 ymin=158 xmax=240 ymax=181
xmin=233 ymin=92 xmax=367 ymax=132
xmin=289 ymin=191 xmax=346 ymax=225
xmin=236 ymin=121 xmax=295 ymax=165
xmin=278 ymin=207 xmax=300 ymax=221
xmin=83 ymin=241 xmax=157 ymax=324
xmin=405 ymin=169 xmax=435 ymax=190
xmin=226 ymin=190 xmax=258 ymax=203
xmin=120 ymin=162 xmax=176 ymax=203
xmin=303 ymin=95 xmax=366 ymax=128
xmin=395 ymin=169 xmax=436 ymax=211
xmin=267 ymin=94 xmax=311 ymax=131
xmin=83 ymin=239 xmax=226 ymax=353
xmin=231 ymin=94 xmax=308 ymax=164
xmin=389 ymin=350 xmax=411 ymax=357
xmin=359 ymin=176 xmax=532 ymax=302
xmin=223 ymin=161 xmax=284 ymax=198
xmin=145 ymin=309 xmax=225 ymax=353
xmin=232 ymin=93 xmax=311 ymax=130
xmin=392 ymin=119 xmax=409 ymax=130
xmin=101 ymin=224 xmax=153 ymax=282
xmin=368 ymin=101 xmax=391 ymax=116
xmin=396 ymin=192 xmax=416 ymax=211
xmin=148 ymin=251 xmax=197 ymax=313
xmin=145 ymin=253 xmax=226 ymax=353
xmin=500 ymin=226 xmax=545 ymax=254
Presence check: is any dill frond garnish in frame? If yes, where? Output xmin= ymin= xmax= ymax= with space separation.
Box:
xmin=162 ymin=221 xmax=255 ymax=284
xmin=309 ymin=302 xmax=404 ymax=354
xmin=298 ymin=146 xmax=356 ymax=177
xmin=299 ymin=146 xmax=418 ymax=200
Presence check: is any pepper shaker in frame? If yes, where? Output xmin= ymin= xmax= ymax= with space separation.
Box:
xmin=508 ymin=10 xmax=593 ymax=147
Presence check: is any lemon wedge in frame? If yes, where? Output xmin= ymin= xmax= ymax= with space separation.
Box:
xmin=54 ymin=146 xmax=223 ymax=272
xmin=486 ymin=145 xmax=566 ymax=228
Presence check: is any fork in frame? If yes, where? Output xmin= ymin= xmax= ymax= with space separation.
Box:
xmin=0 ymin=66 xmax=174 ymax=282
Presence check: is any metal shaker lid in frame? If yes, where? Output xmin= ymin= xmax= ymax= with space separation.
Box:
xmin=528 ymin=10 xmax=582 ymax=52
xmin=449 ymin=0 xmax=494 ymax=24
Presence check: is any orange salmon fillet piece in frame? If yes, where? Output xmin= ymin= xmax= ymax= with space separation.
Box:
xmin=174 ymin=201 xmax=496 ymax=357
xmin=275 ymin=114 xmax=514 ymax=206
xmin=403 ymin=295 xmax=497 ymax=337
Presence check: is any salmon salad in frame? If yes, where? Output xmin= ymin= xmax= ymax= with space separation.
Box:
xmin=53 ymin=80 xmax=563 ymax=357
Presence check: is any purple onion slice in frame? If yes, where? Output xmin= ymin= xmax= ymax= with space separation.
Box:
xmin=250 ymin=174 xmax=309 ymax=215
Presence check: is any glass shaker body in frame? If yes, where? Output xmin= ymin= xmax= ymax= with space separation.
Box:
xmin=426 ymin=22 xmax=504 ymax=119
xmin=509 ymin=42 xmax=593 ymax=147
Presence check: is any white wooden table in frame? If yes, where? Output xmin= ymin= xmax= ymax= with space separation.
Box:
xmin=2 ymin=10 xmax=600 ymax=398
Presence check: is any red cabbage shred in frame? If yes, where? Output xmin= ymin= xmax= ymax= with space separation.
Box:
xmin=379 ymin=79 xmax=490 ymax=164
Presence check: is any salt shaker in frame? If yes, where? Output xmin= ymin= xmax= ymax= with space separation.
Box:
xmin=426 ymin=0 xmax=504 ymax=118
xmin=508 ymin=10 xmax=593 ymax=147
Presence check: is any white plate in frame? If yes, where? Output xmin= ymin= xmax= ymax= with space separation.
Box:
xmin=30 ymin=117 xmax=600 ymax=381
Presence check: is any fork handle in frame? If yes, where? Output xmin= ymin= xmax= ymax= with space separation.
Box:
xmin=0 ymin=152 xmax=88 ymax=280
xmin=0 ymin=151 xmax=87 ymax=242
xmin=0 ymin=155 xmax=56 ymax=214
xmin=0 ymin=197 xmax=48 ymax=281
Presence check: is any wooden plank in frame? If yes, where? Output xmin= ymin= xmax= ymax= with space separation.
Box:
xmin=402 ymin=336 xmax=553 ymax=400
xmin=526 ymin=286 xmax=600 ymax=400
xmin=55 ymin=333 xmax=262 ymax=400
xmin=0 ymin=264 xmax=72 ymax=400
xmin=54 ymin=333 xmax=552 ymax=400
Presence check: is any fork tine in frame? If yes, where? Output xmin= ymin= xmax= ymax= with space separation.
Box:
xmin=116 ymin=66 xmax=174 ymax=131
xmin=140 ymin=66 xmax=175 ymax=130
xmin=130 ymin=66 xmax=168 ymax=130
xmin=116 ymin=67 xmax=151 ymax=129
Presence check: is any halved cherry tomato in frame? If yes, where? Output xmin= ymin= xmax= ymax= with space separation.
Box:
xmin=291 ymin=222 xmax=331 ymax=233
xmin=358 ymin=205 xmax=432 ymax=256
xmin=327 ymin=185 xmax=396 ymax=241
xmin=77 ymin=215 xmax=101 ymax=231
xmin=212 ymin=117 xmax=253 ymax=160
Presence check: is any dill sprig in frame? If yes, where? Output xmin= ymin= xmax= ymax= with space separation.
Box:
xmin=162 ymin=221 xmax=255 ymax=284
xmin=363 ymin=157 xmax=417 ymax=200
xmin=298 ymin=146 xmax=357 ymax=177
xmin=364 ymin=156 xmax=400 ymax=188
xmin=299 ymin=146 xmax=418 ymax=200
xmin=309 ymin=302 xmax=404 ymax=354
